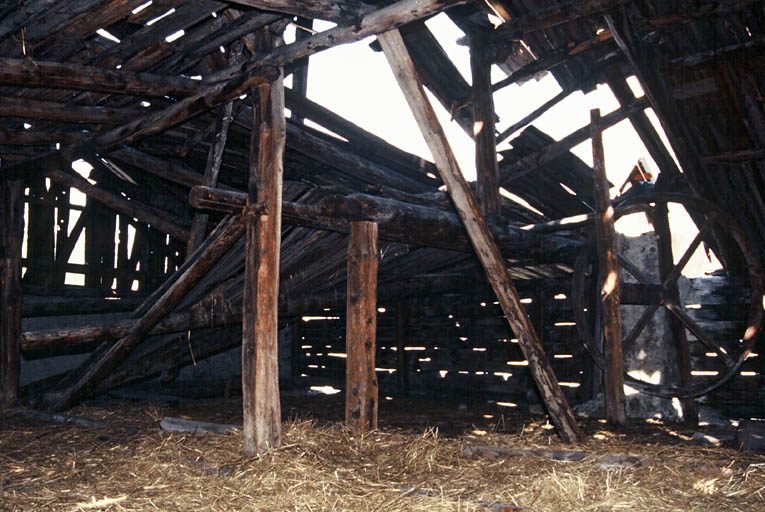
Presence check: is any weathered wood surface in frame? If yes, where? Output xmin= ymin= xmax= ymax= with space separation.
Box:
xmin=0 ymin=96 xmax=143 ymax=124
xmin=160 ymin=416 xmax=239 ymax=435
xmin=470 ymin=31 xmax=499 ymax=216
xmin=10 ymin=408 xmax=106 ymax=430
xmin=190 ymin=186 xmax=583 ymax=264
xmin=379 ymin=28 xmax=583 ymax=444
xmin=242 ymin=30 xmax=285 ymax=454
xmin=47 ymin=169 xmax=190 ymax=242
xmin=226 ymin=0 xmax=367 ymax=23
xmin=40 ymin=215 xmax=246 ymax=411
xmin=0 ymin=57 xmax=200 ymax=97
xmin=1 ymin=178 xmax=23 ymax=404
xmin=345 ymin=221 xmax=379 ymax=433
xmin=654 ymin=201 xmax=698 ymax=425
xmin=187 ymin=41 xmax=243 ymax=255
xmin=591 ymin=109 xmax=626 ymax=427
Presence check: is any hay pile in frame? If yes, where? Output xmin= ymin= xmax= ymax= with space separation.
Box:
xmin=1 ymin=395 xmax=763 ymax=511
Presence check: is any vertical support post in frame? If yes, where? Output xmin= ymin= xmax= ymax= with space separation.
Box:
xmin=654 ymin=203 xmax=699 ymax=425
xmin=591 ymin=108 xmax=627 ymax=426
xmin=242 ymin=30 xmax=285 ymax=455
xmin=291 ymin=17 xmax=313 ymax=125
xmin=395 ymin=299 xmax=409 ymax=393
xmin=345 ymin=221 xmax=379 ymax=433
xmin=1 ymin=176 xmax=24 ymax=405
xmin=379 ymin=29 xmax=583 ymax=443
xmin=470 ymin=31 xmax=500 ymax=216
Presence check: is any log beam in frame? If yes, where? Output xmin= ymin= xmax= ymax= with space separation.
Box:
xmin=0 ymin=96 xmax=143 ymax=125
xmin=379 ymin=28 xmax=583 ymax=443
xmin=345 ymin=221 xmax=379 ymax=433
xmin=0 ymin=57 xmax=201 ymax=97
xmin=39 ymin=215 xmax=246 ymax=411
xmin=470 ymin=31 xmax=500 ymax=216
xmin=0 ymin=178 xmax=23 ymax=405
xmin=242 ymin=32 xmax=285 ymax=455
xmin=189 ymin=186 xmax=583 ymax=264
xmin=591 ymin=109 xmax=626 ymax=427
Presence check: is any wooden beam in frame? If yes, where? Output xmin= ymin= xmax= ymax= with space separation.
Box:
xmin=0 ymin=57 xmax=201 ymax=97
xmin=591 ymin=109 xmax=626 ymax=427
xmin=242 ymin=32 xmax=286 ymax=455
xmin=345 ymin=221 xmax=379 ymax=432
xmin=47 ymin=169 xmax=190 ymax=242
xmin=378 ymin=28 xmax=583 ymax=443
xmin=187 ymin=41 xmax=243 ymax=255
xmin=654 ymin=202 xmax=699 ymax=425
xmin=0 ymin=96 xmax=143 ymax=124
xmin=470 ymin=31 xmax=500 ymax=216
xmin=226 ymin=0 xmax=368 ymax=23
xmin=0 ymin=177 xmax=23 ymax=405
xmin=40 ymin=215 xmax=246 ymax=411
xmin=189 ymin=186 xmax=583 ymax=264
xmin=500 ymin=96 xmax=649 ymax=185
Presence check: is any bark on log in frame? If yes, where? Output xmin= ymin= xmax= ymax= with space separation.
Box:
xmin=39 ymin=214 xmax=246 ymax=411
xmin=1 ymin=178 xmax=23 ymax=405
xmin=345 ymin=221 xmax=379 ymax=433
xmin=379 ymin=28 xmax=583 ymax=444
xmin=189 ymin=186 xmax=583 ymax=264
xmin=242 ymin=33 xmax=285 ymax=454
xmin=591 ymin=109 xmax=626 ymax=427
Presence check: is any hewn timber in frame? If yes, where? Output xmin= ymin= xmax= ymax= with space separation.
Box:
xmin=345 ymin=221 xmax=379 ymax=433
xmin=500 ymin=96 xmax=649 ymax=184
xmin=0 ymin=57 xmax=201 ymax=97
xmin=591 ymin=109 xmax=626 ymax=427
xmin=379 ymin=28 xmax=583 ymax=444
xmin=40 ymin=215 xmax=246 ymax=411
xmin=187 ymin=41 xmax=243 ymax=255
xmin=189 ymin=186 xmax=583 ymax=264
xmin=470 ymin=31 xmax=500 ymax=216
xmin=654 ymin=202 xmax=698 ymax=425
xmin=242 ymin=30 xmax=285 ymax=454
xmin=0 ymin=178 xmax=23 ymax=405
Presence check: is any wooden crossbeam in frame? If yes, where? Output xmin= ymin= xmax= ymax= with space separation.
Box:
xmin=378 ymin=28 xmax=583 ymax=444
xmin=0 ymin=57 xmax=201 ymax=97
xmin=0 ymin=96 xmax=143 ymax=125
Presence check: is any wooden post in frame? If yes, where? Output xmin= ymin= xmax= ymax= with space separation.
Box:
xmin=654 ymin=203 xmax=699 ymax=425
xmin=345 ymin=221 xmax=379 ymax=433
xmin=290 ymin=17 xmax=313 ymax=125
xmin=379 ymin=29 xmax=583 ymax=443
xmin=1 ymin=176 xmax=24 ymax=405
xmin=242 ymin=31 xmax=285 ymax=456
xmin=591 ymin=109 xmax=627 ymax=427
xmin=469 ymin=31 xmax=500 ymax=216
xmin=395 ymin=299 xmax=409 ymax=393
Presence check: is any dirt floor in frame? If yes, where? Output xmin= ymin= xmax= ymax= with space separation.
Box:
xmin=1 ymin=392 xmax=764 ymax=511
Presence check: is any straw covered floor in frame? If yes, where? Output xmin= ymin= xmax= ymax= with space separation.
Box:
xmin=2 ymin=394 xmax=764 ymax=511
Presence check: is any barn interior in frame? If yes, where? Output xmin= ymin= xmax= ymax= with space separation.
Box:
xmin=1 ymin=0 xmax=764 ymax=509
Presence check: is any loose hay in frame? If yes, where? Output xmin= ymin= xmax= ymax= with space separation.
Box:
xmin=1 ymin=395 xmax=764 ymax=511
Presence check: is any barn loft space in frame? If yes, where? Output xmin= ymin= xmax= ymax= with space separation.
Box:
xmin=1 ymin=0 xmax=764 ymax=509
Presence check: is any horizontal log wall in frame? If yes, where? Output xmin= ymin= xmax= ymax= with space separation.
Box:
xmin=293 ymin=277 xmax=762 ymax=415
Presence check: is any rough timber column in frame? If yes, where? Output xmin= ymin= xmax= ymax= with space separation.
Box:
xmin=591 ymin=109 xmax=627 ymax=426
xmin=469 ymin=31 xmax=500 ymax=216
xmin=242 ymin=30 xmax=285 ymax=455
xmin=379 ymin=29 xmax=583 ymax=444
xmin=345 ymin=221 xmax=379 ymax=433
xmin=1 ymin=175 xmax=23 ymax=405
